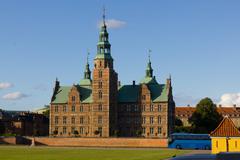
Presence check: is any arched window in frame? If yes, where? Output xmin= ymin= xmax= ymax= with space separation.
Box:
xmin=99 ymin=70 xmax=102 ymax=78
xmin=158 ymin=116 xmax=161 ymax=124
xmin=99 ymin=91 xmax=102 ymax=99
xmin=99 ymin=81 xmax=102 ymax=88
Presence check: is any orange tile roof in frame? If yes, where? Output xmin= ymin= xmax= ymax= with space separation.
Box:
xmin=210 ymin=116 xmax=240 ymax=137
xmin=176 ymin=106 xmax=240 ymax=118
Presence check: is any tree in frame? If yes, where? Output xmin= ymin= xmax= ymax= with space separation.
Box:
xmin=136 ymin=130 xmax=142 ymax=137
xmin=73 ymin=130 xmax=79 ymax=137
xmin=43 ymin=109 xmax=50 ymax=118
xmin=53 ymin=130 xmax=58 ymax=136
xmin=175 ymin=117 xmax=183 ymax=126
xmin=189 ymin=97 xmax=222 ymax=133
xmin=94 ymin=130 xmax=100 ymax=135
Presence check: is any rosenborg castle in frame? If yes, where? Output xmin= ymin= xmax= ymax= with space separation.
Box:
xmin=50 ymin=15 xmax=175 ymax=138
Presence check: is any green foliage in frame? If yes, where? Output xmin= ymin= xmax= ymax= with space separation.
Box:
xmin=53 ymin=130 xmax=58 ymax=135
xmin=94 ymin=130 xmax=100 ymax=135
xmin=174 ymin=126 xmax=193 ymax=133
xmin=189 ymin=97 xmax=222 ymax=133
xmin=175 ymin=117 xmax=183 ymax=126
xmin=0 ymin=133 xmax=16 ymax=137
xmin=0 ymin=146 xmax=190 ymax=160
xmin=73 ymin=130 xmax=79 ymax=137
xmin=42 ymin=109 xmax=50 ymax=118
xmin=0 ymin=122 xmax=5 ymax=134
xmin=136 ymin=130 xmax=142 ymax=137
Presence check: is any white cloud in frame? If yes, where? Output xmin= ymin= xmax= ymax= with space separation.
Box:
xmin=98 ymin=19 xmax=126 ymax=29
xmin=2 ymin=92 xmax=28 ymax=100
xmin=0 ymin=82 xmax=13 ymax=89
xmin=218 ymin=93 xmax=240 ymax=107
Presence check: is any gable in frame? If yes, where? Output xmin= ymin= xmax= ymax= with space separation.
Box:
xmin=210 ymin=117 xmax=240 ymax=137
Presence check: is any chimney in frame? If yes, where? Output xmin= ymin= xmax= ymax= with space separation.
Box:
xmin=233 ymin=104 xmax=237 ymax=108
xmin=133 ymin=80 xmax=135 ymax=86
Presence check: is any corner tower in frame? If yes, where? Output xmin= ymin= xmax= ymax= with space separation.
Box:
xmin=91 ymin=10 xmax=118 ymax=137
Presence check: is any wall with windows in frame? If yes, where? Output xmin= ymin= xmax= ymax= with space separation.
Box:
xmin=211 ymin=137 xmax=240 ymax=154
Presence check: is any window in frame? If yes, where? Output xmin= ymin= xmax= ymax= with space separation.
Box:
xmin=54 ymin=105 xmax=58 ymax=112
xmin=158 ymin=105 xmax=162 ymax=112
xmin=158 ymin=127 xmax=162 ymax=134
xmin=98 ymin=116 xmax=103 ymax=124
xmin=99 ymin=81 xmax=102 ymax=88
xmin=98 ymin=104 xmax=103 ymax=111
xmin=150 ymin=105 xmax=154 ymax=112
xmin=80 ymin=105 xmax=83 ymax=112
xmin=134 ymin=105 xmax=138 ymax=112
xmin=235 ymin=141 xmax=238 ymax=148
xmin=142 ymin=127 xmax=146 ymax=134
xmin=55 ymin=127 xmax=58 ymax=132
xmin=80 ymin=127 xmax=84 ymax=134
xmin=216 ymin=141 xmax=218 ymax=148
xmin=127 ymin=105 xmax=131 ymax=112
xmin=98 ymin=127 xmax=102 ymax=136
xmin=142 ymin=95 xmax=146 ymax=100
xmin=72 ymin=96 xmax=75 ymax=102
xmin=71 ymin=117 xmax=75 ymax=124
xmin=150 ymin=127 xmax=154 ymax=135
xmin=55 ymin=116 xmax=59 ymax=124
xmin=142 ymin=105 xmax=146 ymax=112
xmin=99 ymin=70 xmax=102 ymax=78
xmin=80 ymin=116 xmax=84 ymax=124
xmin=158 ymin=116 xmax=161 ymax=124
xmin=63 ymin=127 xmax=67 ymax=134
xmin=72 ymin=105 xmax=75 ymax=112
xmin=142 ymin=117 xmax=146 ymax=124
xmin=63 ymin=116 xmax=67 ymax=124
xmin=99 ymin=61 xmax=102 ymax=67
xmin=150 ymin=116 xmax=154 ymax=124
xmin=71 ymin=127 xmax=75 ymax=134
xmin=98 ymin=91 xmax=102 ymax=99
xmin=63 ymin=105 xmax=67 ymax=112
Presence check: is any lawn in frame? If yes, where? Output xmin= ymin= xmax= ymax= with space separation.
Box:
xmin=0 ymin=146 xmax=190 ymax=160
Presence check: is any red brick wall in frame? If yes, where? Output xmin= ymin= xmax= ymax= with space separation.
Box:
xmin=34 ymin=137 xmax=168 ymax=147
xmin=0 ymin=137 xmax=16 ymax=144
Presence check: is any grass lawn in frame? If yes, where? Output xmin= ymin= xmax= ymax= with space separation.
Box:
xmin=0 ymin=146 xmax=190 ymax=160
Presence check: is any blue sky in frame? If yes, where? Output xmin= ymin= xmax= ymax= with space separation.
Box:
xmin=1 ymin=0 xmax=240 ymax=110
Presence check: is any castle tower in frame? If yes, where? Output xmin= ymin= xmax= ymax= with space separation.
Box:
xmin=91 ymin=9 xmax=118 ymax=137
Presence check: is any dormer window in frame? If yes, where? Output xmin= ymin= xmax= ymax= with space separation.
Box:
xmin=72 ymin=96 xmax=75 ymax=102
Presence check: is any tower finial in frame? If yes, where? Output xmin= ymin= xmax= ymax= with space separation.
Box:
xmin=103 ymin=6 xmax=106 ymax=26
xmin=87 ymin=49 xmax=90 ymax=64
xmin=148 ymin=49 xmax=152 ymax=63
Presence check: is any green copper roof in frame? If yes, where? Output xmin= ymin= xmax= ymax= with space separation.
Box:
xmin=118 ymin=83 xmax=168 ymax=103
xmin=118 ymin=85 xmax=140 ymax=103
xmin=79 ymin=79 xmax=92 ymax=86
xmin=51 ymin=86 xmax=71 ymax=104
xmin=95 ymin=53 xmax=113 ymax=60
xmin=140 ymin=76 xmax=158 ymax=84
xmin=148 ymin=84 xmax=168 ymax=102
xmin=77 ymin=85 xmax=93 ymax=103
xmin=51 ymin=85 xmax=93 ymax=104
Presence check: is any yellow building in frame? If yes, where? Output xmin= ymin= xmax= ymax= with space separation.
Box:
xmin=210 ymin=116 xmax=240 ymax=154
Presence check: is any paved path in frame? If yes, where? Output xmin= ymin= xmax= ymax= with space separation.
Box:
xmin=167 ymin=150 xmax=215 ymax=160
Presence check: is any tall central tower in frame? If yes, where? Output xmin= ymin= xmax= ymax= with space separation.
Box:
xmin=91 ymin=11 xmax=118 ymax=137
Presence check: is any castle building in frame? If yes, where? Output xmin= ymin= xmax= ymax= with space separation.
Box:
xmin=50 ymin=14 xmax=175 ymax=138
